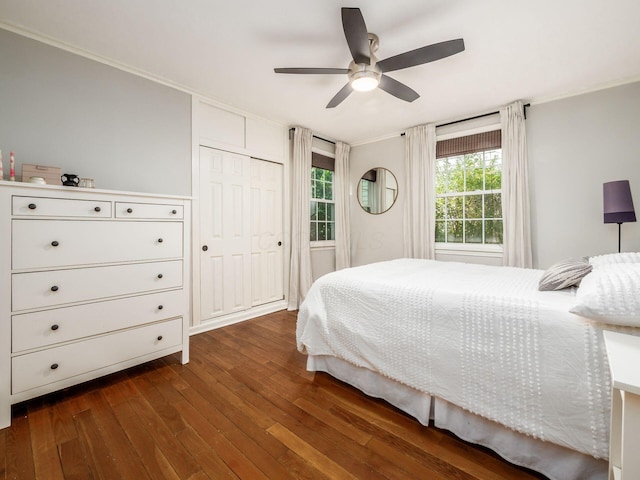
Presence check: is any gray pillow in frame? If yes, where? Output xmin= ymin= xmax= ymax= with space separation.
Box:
xmin=538 ymin=259 xmax=593 ymax=291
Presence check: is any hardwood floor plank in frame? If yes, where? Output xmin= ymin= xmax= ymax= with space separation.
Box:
xmin=73 ymin=409 xmax=122 ymax=480
xmin=58 ymin=437 xmax=94 ymax=480
xmin=0 ymin=427 xmax=6 ymax=479
xmin=27 ymin=403 xmax=65 ymax=480
xmin=4 ymin=405 xmax=35 ymax=480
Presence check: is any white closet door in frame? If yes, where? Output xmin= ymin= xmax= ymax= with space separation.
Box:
xmin=199 ymin=147 xmax=251 ymax=320
xmin=250 ymin=159 xmax=284 ymax=306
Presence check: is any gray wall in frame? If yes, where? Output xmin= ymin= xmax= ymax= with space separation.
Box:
xmin=528 ymin=81 xmax=640 ymax=268
xmin=0 ymin=29 xmax=191 ymax=195
xmin=346 ymin=81 xmax=640 ymax=270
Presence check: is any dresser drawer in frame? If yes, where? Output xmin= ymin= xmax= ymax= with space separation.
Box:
xmin=12 ymin=260 xmax=183 ymax=311
xmin=12 ymin=196 xmax=112 ymax=218
xmin=12 ymin=290 xmax=184 ymax=352
xmin=115 ymin=202 xmax=183 ymax=219
xmin=12 ymin=220 xmax=183 ymax=269
xmin=12 ymin=318 xmax=182 ymax=394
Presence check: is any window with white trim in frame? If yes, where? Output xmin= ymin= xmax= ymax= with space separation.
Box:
xmin=310 ymin=153 xmax=335 ymax=243
xmin=435 ymin=130 xmax=503 ymax=246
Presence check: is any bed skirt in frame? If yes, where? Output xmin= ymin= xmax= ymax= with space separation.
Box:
xmin=307 ymin=355 xmax=607 ymax=480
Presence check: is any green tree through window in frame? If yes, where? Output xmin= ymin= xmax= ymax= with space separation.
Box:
xmin=435 ymin=149 xmax=503 ymax=245
xmin=310 ymin=167 xmax=335 ymax=242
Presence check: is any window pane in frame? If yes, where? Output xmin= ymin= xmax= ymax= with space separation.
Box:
xmin=464 ymin=153 xmax=483 ymax=192
xmin=318 ymin=222 xmax=327 ymax=241
xmin=484 ymin=193 xmax=502 ymax=219
xmin=436 ymin=159 xmax=449 ymax=194
xmin=465 ymin=220 xmax=482 ymax=243
xmin=310 ymin=201 xmax=317 ymax=220
xmin=466 ymin=195 xmax=482 ymax=219
xmin=325 ymin=181 xmax=333 ymax=200
xmin=327 ymin=203 xmax=335 ymax=221
xmin=435 ymin=197 xmax=445 ymax=220
xmin=446 ymin=196 xmax=463 ymax=219
xmin=313 ymin=167 xmax=323 ymax=180
xmin=485 ymin=151 xmax=502 ymax=190
xmin=448 ymin=156 xmax=464 ymax=193
xmin=310 ymin=222 xmax=317 ymax=242
xmin=436 ymin=221 xmax=446 ymax=242
xmin=485 ymin=220 xmax=503 ymax=244
xmin=447 ymin=220 xmax=463 ymax=243
xmin=326 ymin=170 xmax=333 ymax=183
xmin=327 ymin=221 xmax=334 ymax=241
xmin=317 ymin=201 xmax=326 ymax=221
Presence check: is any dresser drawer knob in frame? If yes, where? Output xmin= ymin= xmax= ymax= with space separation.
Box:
xmin=94 ymin=206 xmax=101 ymax=212
xmin=51 ymin=241 xmax=59 ymax=247
xmin=50 ymin=363 xmax=59 ymax=370
xmin=157 ymin=274 xmax=163 ymax=279
xmin=126 ymin=208 xmax=133 ymax=213
xmin=171 ymin=209 xmax=177 ymax=215
xmin=158 ymin=305 xmax=164 ymax=310
xmin=157 ymin=238 xmax=164 ymax=243
xmin=50 ymin=285 xmax=59 ymax=292
xmin=28 ymin=203 xmax=37 ymax=210
xmin=51 ymin=324 xmax=59 ymax=331
xmin=157 ymin=335 xmax=163 ymax=341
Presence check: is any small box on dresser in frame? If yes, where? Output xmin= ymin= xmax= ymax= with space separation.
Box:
xmin=0 ymin=180 xmax=191 ymax=429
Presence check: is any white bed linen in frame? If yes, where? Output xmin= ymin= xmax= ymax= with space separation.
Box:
xmin=297 ymin=259 xmax=637 ymax=462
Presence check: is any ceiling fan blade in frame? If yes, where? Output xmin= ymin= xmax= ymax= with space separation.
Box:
xmin=274 ymin=68 xmax=349 ymax=74
xmin=377 ymin=38 xmax=465 ymax=73
xmin=378 ymin=75 xmax=420 ymax=103
xmin=341 ymin=8 xmax=370 ymax=65
xmin=326 ymin=83 xmax=353 ymax=108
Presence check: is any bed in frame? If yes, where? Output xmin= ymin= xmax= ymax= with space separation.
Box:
xmin=297 ymin=257 xmax=640 ymax=480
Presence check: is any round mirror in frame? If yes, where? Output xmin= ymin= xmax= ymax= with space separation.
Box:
xmin=357 ymin=168 xmax=398 ymax=214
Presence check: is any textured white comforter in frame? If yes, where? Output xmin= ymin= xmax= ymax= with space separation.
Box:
xmin=297 ymin=258 xmax=630 ymax=459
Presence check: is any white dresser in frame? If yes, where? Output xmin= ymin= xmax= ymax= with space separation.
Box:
xmin=0 ymin=181 xmax=191 ymax=429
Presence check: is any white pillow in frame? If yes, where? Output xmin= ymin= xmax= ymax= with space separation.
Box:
xmin=589 ymin=252 xmax=640 ymax=268
xmin=570 ymin=264 xmax=640 ymax=326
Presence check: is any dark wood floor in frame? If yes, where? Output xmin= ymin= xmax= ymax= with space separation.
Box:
xmin=0 ymin=310 xmax=549 ymax=479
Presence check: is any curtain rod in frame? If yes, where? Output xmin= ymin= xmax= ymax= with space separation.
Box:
xmin=288 ymin=128 xmax=336 ymax=145
xmin=400 ymin=103 xmax=530 ymax=136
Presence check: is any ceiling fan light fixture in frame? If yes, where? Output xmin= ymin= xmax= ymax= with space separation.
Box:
xmin=349 ymin=63 xmax=381 ymax=92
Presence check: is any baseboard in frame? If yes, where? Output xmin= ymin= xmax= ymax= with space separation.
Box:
xmin=189 ymin=300 xmax=288 ymax=336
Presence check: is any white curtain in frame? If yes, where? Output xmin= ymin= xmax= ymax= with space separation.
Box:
xmin=288 ymin=127 xmax=313 ymax=310
xmin=403 ymin=124 xmax=437 ymax=259
xmin=375 ymin=168 xmax=387 ymax=213
xmin=501 ymin=101 xmax=533 ymax=268
xmin=334 ymin=141 xmax=351 ymax=270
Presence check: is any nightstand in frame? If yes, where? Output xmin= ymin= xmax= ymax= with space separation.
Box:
xmin=603 ymin=331 xmax=640 ymax=480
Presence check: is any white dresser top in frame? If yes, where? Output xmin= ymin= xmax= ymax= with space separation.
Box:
xmin=604 ymin=331 xmax=640 ymax=396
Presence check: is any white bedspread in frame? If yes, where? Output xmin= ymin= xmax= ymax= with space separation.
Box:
xmin=297 ymin=258 xmax=633 ymax=459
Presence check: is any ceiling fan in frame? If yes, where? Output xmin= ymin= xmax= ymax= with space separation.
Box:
xmin=274 ymin=7 xmax=465 ymax=108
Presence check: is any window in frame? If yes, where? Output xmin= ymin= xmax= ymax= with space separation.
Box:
xmin=310 ymin=153 xmax=335 ymax=243
xmin=435 ymin=130 xmax=503 ymax=246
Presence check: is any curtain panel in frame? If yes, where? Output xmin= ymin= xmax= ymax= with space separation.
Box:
xmin=334 ymin=141 xmax=351 ymax=270
xmin=501 ymin=101 xmax=533 ymax=268
xmin=403 ymin=124 xmax=437 ymax=259
xmin=287 ymin=127 xmax=314 ymax=310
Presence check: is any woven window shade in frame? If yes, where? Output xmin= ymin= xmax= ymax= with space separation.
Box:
xmin=436 ymin=130 xmax=501 ymax=158
xmin=312 ymin=152 xmax=335 ymax=171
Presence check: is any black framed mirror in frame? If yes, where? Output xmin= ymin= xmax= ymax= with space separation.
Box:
xmin=357 ymin=168 xmax=398 ymax=214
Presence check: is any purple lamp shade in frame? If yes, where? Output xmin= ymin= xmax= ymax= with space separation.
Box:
xmin=603 ymin=180 xmax=636 ymax=224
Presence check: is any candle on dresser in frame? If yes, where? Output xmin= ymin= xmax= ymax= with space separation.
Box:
xmin=9 ymin=151 xmax=15 ymax=181
xmin=0 ymin=150 xmax=3 ymax=180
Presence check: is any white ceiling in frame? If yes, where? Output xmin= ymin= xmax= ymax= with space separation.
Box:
xmin=1 ymin=0 xmax=640 ymax=144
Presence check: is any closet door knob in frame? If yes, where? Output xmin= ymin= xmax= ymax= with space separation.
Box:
xmin=28 ymin=203 xmax=37 ymax=210
xmin=202 ymin=245 xmax=208 ymax=251
xmin=51 ymin=241 xmax=59 ymax=247
xmin=157 ymin=335 xmax=163 ymax=341
xmin=157 ymin=238 xmax=164 ymax=243
xmin=50 ymin=285 xmax=59 ymax=292
xmin=94 ymin=206 xmax=101 ymax=212
xmin=171 ymin=209 xmax=177 ymax=215
xmin=51 ymin=324 xmax=59 ymax=331
xmin=278 ymin=241 xmax=282 ymax=246
xmin=157 ymin=274 xmax=163 ymax=279
xmin=50 ymin=363 xmax=59 ymax=370
xmin=158 ymin=305 xmax=164 ymax=310
xmin=126 ymin=208 xmax=133 ymax=213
